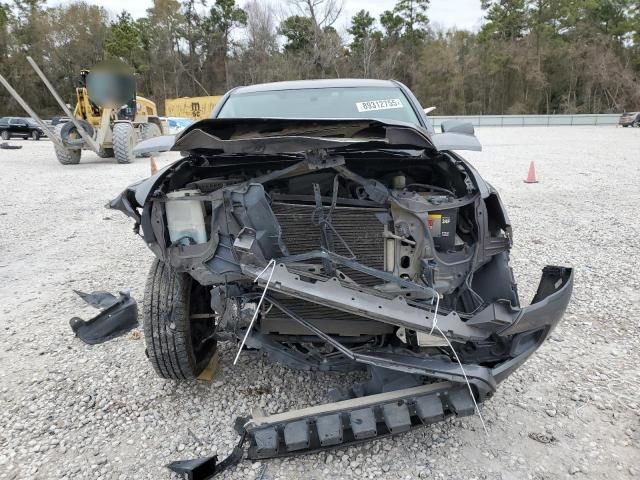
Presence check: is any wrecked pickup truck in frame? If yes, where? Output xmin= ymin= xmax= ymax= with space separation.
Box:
xmin=110 ymin=79 xmax=573 ymax=467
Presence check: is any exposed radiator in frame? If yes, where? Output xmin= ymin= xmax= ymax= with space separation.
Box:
xmin=271 ymin=202 xmax=386 ymax=280
xmin=263 ymin=202 xmax=391 ymax=336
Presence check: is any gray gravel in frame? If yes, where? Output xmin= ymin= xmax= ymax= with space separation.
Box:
xmin=1 ymin=126 xmax=639 ymax=479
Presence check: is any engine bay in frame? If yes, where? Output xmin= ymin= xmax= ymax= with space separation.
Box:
xmin=130 ymin=149 xmax=522 ymax=361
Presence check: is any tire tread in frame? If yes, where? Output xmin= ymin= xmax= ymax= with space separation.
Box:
xmin=143 ymin=259 xmax=201 ymax=380
xmin=113 ymin=122 xmax=135 ymax=164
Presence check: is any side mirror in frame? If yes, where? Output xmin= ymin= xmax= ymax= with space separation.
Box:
xmin=440 ymin=119 xmax=474 ymax=135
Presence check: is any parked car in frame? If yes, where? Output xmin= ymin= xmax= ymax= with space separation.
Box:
xmin=619 ymin=111 xmax=640 ymax=127
xmin=161 ymin=116 xmax=193 ymax=135
xmin=110 ymin=79 xmax=573 ymax=459
xmin=0 ymin=116 xmax=46 ymax=140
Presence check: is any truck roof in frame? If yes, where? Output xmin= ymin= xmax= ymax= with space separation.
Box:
xmin=231 ymin=79 xmax=399 ymax=95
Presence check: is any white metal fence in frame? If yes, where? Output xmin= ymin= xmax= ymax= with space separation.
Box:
xmin=430 ymin=114 xmax=621 ymax=128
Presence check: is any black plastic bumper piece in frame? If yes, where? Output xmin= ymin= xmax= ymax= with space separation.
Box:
xmin=244 ymin=382 xmax=474 ymax=460
xmin=167 ymin=436 xmax=245 ymax=480
xmin=491 ymin=265 xmax=573 ymax=383
xmin=69 ymin=290 xmax=138 ymax=344
xmin=167 ymin=456 xmax=218 ymax=480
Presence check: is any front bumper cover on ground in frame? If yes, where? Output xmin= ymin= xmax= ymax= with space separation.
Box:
xmin=168 ymin=265 xmax=573 ymax=479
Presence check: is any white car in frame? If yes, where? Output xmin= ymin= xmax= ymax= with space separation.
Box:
xmin=161 ymin=116 xmax=193 ymax=135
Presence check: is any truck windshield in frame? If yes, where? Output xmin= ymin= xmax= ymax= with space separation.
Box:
xmin=216 ymin=87 xmax=421 ymax=125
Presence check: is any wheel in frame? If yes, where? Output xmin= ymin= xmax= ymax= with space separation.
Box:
xmin=633 ymin=121 xmax=640 ymax=128
xmin=53 ymin=124 xmax=81 ymax=165
xmin=113 ymin=122 xmax=135 ymax=164
xmin=138 ymin=122 xmax=162 ymax=157
xmin=31 ymin=130 xmax=41 ymax=140
xmin=143 ymin=259 xmax=217 ymax=380
xmin=1 ymin=130 xmax=9 ymax=140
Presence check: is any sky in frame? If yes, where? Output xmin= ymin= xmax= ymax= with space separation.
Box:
xmin=342 ymin=0 xmax=485 ymax=32
xmin=49 ymin=0 xmax=486 ymax=32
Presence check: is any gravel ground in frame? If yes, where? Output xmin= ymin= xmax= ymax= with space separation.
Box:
xmin=1 ymin=126 xmax=639 ymax=480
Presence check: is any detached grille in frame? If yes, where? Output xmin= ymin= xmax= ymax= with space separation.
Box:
xmin=262 ymin=202 xmax=391 ymax=336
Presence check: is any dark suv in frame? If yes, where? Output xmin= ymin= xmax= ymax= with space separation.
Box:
xmin=0 ymin=117 xmax=45 ymax=140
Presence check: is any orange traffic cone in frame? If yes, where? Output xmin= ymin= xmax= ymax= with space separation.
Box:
xmin=150 ymin=156 xmax=158 ymax=176
xmin=524 ymin=161 xmax=538 ymax=183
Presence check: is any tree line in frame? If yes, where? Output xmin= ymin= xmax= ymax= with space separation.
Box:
xmin=1 ymin=0 xmax=639 ymax=117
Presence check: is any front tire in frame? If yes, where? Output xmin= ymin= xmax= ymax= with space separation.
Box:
xmin=1 ymin=130 xmax=10 ymax=140
xmin=31 ymin=130 xmax=41 ymax=140
xmin=143 ymin=259 xmax=217 ymax=380
xmin=113 ymin=122 xmax=135 ymax=164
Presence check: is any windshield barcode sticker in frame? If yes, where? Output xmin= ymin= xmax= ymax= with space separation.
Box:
xmin=356 ymin=98 xmax=403 ymax=112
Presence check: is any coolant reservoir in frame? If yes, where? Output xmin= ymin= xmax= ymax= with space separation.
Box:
xmin=165 ymin=189 xmax=207 ymax=245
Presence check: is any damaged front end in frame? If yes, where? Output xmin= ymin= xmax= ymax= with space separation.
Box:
xmin=110 ymin=118 xmax=573 ymax=464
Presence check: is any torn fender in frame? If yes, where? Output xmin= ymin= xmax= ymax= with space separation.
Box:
xmin=493 ymin=265 xmax=574 ymax=383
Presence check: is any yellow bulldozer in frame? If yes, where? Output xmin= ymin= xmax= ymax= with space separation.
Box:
xmin=0 ymin=58 xmax=165 ymax=165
